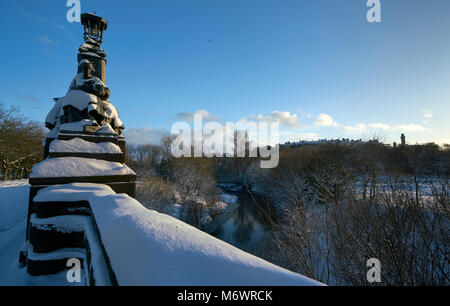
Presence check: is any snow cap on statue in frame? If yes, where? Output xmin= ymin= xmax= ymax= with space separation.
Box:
xmin=79 ymin=59 xmax=95 ymax=70
xmin=79 ymin=59 xmax=90 ymax=66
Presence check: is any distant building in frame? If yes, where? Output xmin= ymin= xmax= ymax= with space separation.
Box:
xmin=401 ymin=134 xmax=406 ymax=146
xmin=282 ymin=138 xmax=374 ymax=148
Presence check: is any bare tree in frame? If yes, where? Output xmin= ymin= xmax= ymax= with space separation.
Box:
xmin=0 ymin=104 xmax=45 ymax=180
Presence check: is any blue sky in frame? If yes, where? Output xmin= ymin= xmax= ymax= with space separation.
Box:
xmin=1 ymin=0 xmax=450 ymax=145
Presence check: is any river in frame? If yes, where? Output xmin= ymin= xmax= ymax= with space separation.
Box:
xmin=209 ymin=191 xmax=276 ymax=258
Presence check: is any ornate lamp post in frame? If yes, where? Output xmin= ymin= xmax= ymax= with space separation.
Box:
xmin=78 ymin=13 xmax=109 ymax=82
xmin=81 ymin=13 xmax=108 ymax=45
xmin=20 ymin=12 xmax=136 ymax=279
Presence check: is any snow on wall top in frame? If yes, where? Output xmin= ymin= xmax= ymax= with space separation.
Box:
xmin=58 ymin=119 xmax=96 ymax=133
xmin=50 ymin=138 xmax=122 ymax=154
xmin=58 ymin=120 xmax=117 ymax=136
xmin=30 ymin=158 xmax=135 ymax=178
xmin=89 ymin=194 xmax=323 ymax=286
xmin=30 ymin=213 xmax=86 ymax=234
xmin=33 ymin=183 xmax=115 ymax=203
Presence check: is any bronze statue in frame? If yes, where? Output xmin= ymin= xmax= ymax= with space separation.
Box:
xmin=46 ymin=59 xmax=124 ymax=136
xmin=44 ymin=27 xmax=124 ymax=158
xmin=70 ymin=59 xmax=110 ymax=101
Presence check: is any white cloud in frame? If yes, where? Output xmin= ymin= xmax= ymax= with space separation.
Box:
xmin=314 ymin=113 xmax=338 ymax=127
xmin=391 ymin=124 xmax=431 ymax=133
xmin=123 ymin=127 xmax=168 ymax=145
xmin=422 ymin=110 xmax=433 ymax=119
xmin=251 ymin=111 xmax=300 ymax=128
xmin=422 ymin=109 xmax=433 ymax=124
xmin=368 ymin=123 xmax=390 ymax=130
xmin=280 ymin=131 xmax=319 ymax=143
xmin=344 ymin=123 xmax=367 ymax=134
xmin=175 ymin=110 xmax=219 ymax=122
xmin=37 ymin=35 xmax=58 ymax=46
xmin=344 ymin=122 xmax=431 ymax=135
xmin=435 ymin=137 xmax=450 ymax=145
xmin=297 ymin=108 xmax=312 ymax=119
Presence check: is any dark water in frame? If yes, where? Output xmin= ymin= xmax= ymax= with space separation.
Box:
xmin=211 ymin=191 xmax=275 ymax=257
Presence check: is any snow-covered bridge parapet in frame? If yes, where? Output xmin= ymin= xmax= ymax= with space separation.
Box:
xmin=24 ymin=184 xmax=119 ymax=285
xmin=25 ymin=183 xmax=322 ymax=286
xmin=91 ymin=193 xmax=322 ymax=285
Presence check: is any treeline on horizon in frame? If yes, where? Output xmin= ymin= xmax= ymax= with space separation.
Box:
xmin=126 ymin=135 xmax=450 ymax=182
xmin=1 ymin=103 xmax=449 ymax=181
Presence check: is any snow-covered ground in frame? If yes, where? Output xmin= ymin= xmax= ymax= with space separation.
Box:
xmin=0 ymin=181 xmax=84 ymax=286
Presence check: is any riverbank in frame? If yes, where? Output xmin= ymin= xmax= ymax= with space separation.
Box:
xmin=203 ymin=199 xmax=239 ymax=234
